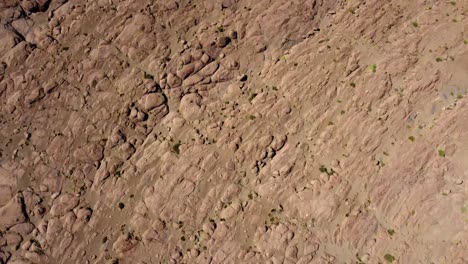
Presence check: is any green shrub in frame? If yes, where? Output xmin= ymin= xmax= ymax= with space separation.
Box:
xmin=438 ymin=149 xmax=446 ymax=157
xmin=384 ymin=254 xmax=395 ymax=263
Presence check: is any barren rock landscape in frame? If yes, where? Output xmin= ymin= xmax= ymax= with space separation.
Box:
xmin=1 ymin=0 xmax=468 ymax=263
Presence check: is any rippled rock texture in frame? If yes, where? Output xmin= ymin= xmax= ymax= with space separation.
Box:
xmin=0 ymin=0 xmax=468 ymax=263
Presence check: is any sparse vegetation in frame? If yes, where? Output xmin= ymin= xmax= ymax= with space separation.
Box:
xmin=143 ymin=72 xmax=154 ymax=80
xmin=319 ymin=165 xmax=328 ymax=173
xmin=248 ymin=192 xmax=257 ymax=200
xmin=319 ymin=165 xmax=335 ymax=176
xmin=172 ymin=142 xmax=181 ymax=154
xmin=368 ymin=64 xmax=377 ymax=72
xmin=462 ymin=206 xmax=467 ymax=214
xmin=248 ymin=92 xmax=258 ymax=102
xmin=384 ymin=254 xmax=395 ymax=263
xmin=438 ymin=149 xmax=446 ymax=157
xmin=377 ymin=159 xmax=385 ymax=168
xmin=268 ymin=216 xmax=280 ymax=225
xmin=215 ymin=26 xmax=224 ymax=33
xmin=2 ymin=1 xmax=465 ymax=262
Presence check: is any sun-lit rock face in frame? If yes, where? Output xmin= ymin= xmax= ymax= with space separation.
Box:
xmin=0 ymin=0 xmax=467 ymax=263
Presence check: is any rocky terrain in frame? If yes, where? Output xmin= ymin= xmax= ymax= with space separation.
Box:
xmin=0 ymin=0 xmax=467 ymax=263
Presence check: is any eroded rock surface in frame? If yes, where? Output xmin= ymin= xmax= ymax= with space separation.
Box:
xmin=0 ymin=0 xmax=467 ymax=263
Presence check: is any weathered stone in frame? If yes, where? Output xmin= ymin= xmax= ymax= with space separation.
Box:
xmin=138 ymin=93 xmax=166 ymax=112
xmin=167 ymin=73 xmax=182 ymax=88
xmin=216 ymin=36 xmax=231 ymax=48
xmin=0 ymin=194 xmax=26 ymax=231
xmin=182 ymin=73 xmax=203 ymax=86
xmin=73 ymin=143 xmax=104 ymax=163
xmin=9 ymin=223 xmax=34 ymax=235
xmin=49 ymin=193 xmax=79 ymax=217
xmin=199 ymin=61 xmax=219 ymax=77
xmin=176 ymin=63 xmax=195 ymax=80
xmin=113 ymin=233 xmax=137 ymax=255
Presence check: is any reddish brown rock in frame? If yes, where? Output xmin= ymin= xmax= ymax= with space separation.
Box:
xmin=0 ymin=194 xmax=27 ymax=231
xmin=138 ymin=93 xmax=166 ymax=112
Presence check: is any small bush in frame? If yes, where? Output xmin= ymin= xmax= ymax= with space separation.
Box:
xmin=248 ymin=92 xmax=258 ymax=102
xmin=143 ymin=72 xmax=154 ymax=80
xmin=319 ymin=165 xmax=335 ymax=175
xmin=384 ymin=254 xmax=395 ymax=263
xmin=319 ymin=165 xmax=328 ymax=173
xmin=172 ymin=142 xmax=181 ymax=154
xmin=438 ymin=149 xmax=446 ymax=157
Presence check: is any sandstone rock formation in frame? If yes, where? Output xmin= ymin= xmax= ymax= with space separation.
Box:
xmin=0 ymin=0 xmax=467 ymax=263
